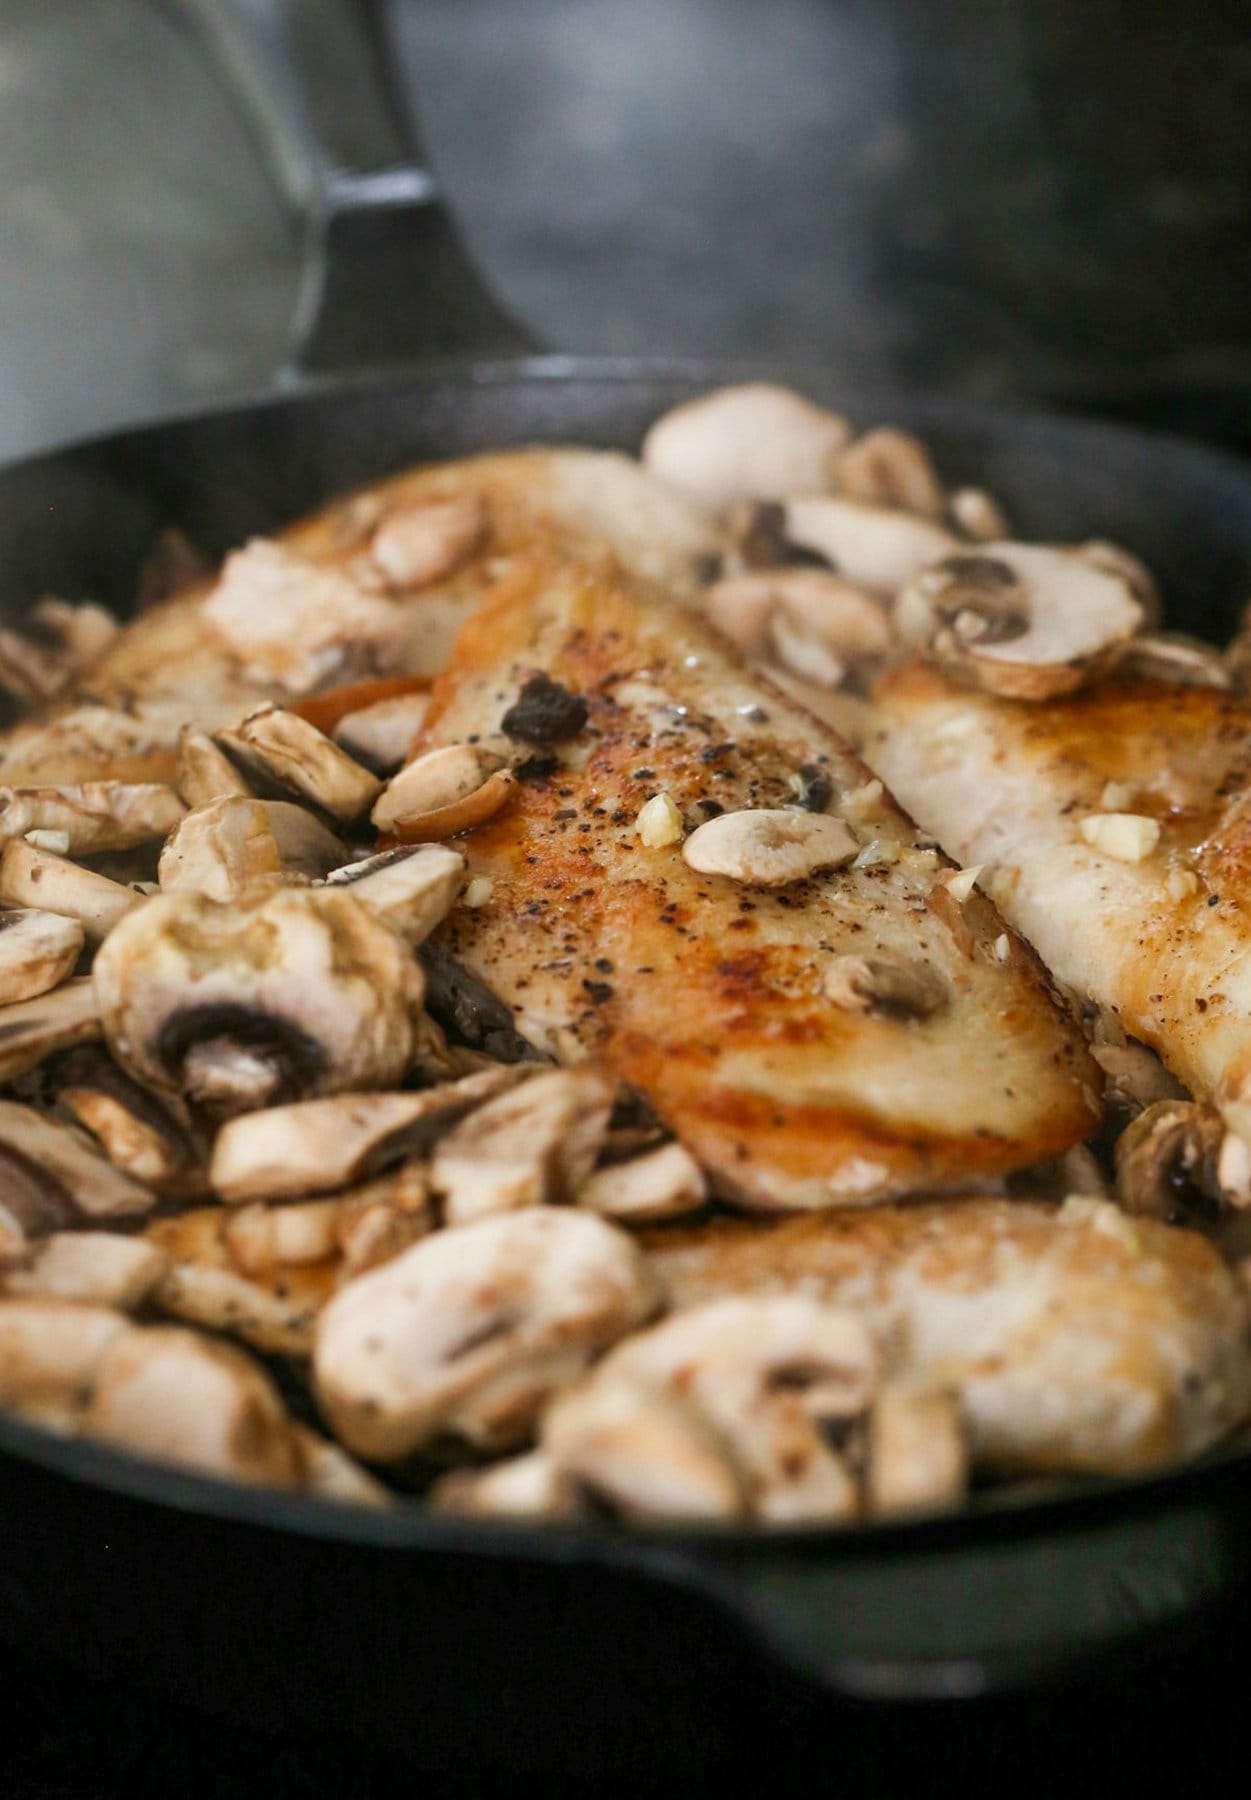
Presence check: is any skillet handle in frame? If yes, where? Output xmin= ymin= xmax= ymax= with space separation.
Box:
xmin=175 ymin=0 xmax=533 ymax=372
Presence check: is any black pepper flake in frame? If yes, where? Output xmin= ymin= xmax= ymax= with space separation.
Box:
xmin=553 ymin=808 xmax=577 ymax=822
xmin=1209 ymin=894 xmax=1221 ymax=907
xmin=501 ymin=673 xmax=589 ymax=745
xmin=582 ymin=979 xmax=614 ymax=1004
xmin=595 ymin=958 xmax=614 ymax=973
xmin=632 ymin=767 xmax=655 ymax=780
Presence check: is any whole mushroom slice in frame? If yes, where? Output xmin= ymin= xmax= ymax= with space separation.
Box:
xmin=293 ymin=1425 xmax=392 ymax=1509
xmin=371 ymin=744 xmax=515 ymax=842
xmin=92 ymin=885 xmax=423 ymax=1118
xmin=540 ymin=1303 xmax=882 ymax=1526
xmin=0 ymin=840 xmax=144 ymax=941
xmin=4 ymin=1233 xmax=169 ymax=1310
xmin=0 ymin=1100 xmax=156 ymax=1229
xmin=780 ymin=495 xmax=959 ymax=595
xmin=214 ymin=706 xmax=382 ymax=825
xmin=210 ymin=1066 xmax=527 ymax=1203
xmin=0 ymin=782 xmax=186 ymax=855
xmin=641 ymin=383 xmax=851 ymax=516
xmin=865 ymin=1383 xmax=967 ymax=1519
xmin=1115 ymin=1099 xmax=1232 ymax=1223
xmin=174 ymin=724 xmax=253 ymax=809
xmin=51 ymin=1044 xmax=201 ymax=1193
xmin=145 ymin=1206 xmax=333 ymax=1356
xmin=0 ymin=979 xmax=102 ymax=1084
xmin=700 ymin=569 xmax=893 ymax=671
xmin=81 ymin=1325 xmax=303 ymax=1488
xmin=681 ymin=809 xmax=857 ymax=886
xmin=431 ymin=1065 xmax=615 ymax=1225
xmin=0 ymin=1298 xmax=130 ymax=1432
xmin=895 ymin=543 xmax=1145 ymax=700
xmin=576 ymin=1141 xmax=708 ymax=1223
xmin=313 ymin=1207 xmax=663 ymax=1461
xmin=157 ymin=796 xmax=283 ymax=902
xmin=323 ymin=844 xmax=466 ymax=942
xmin=0 ymin=908 xmax=83 ymax=1004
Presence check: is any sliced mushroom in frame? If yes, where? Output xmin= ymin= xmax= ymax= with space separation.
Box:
xmin=431 ymin=1066 xmax=615 ymax=1226
xmin=641 ymin=383 xmax=851 ymax=516
xmin=369 ymin=492 xmax=486 ymax=589
xmin=313 ymin=1208 xmax=662 ymax=1460
xmin=431 ymin=1449 xmax=582 ymax=1520
xmin=541 ymin=1378 xmax=746 ymax=1521
xmin=323 ymin=844 xmax=466 ymax=942
xmin=333 ymin=691 xmax=432 ymax=773
xmin=950 ymin=487 xmax=1011 ymax=542
xmin=0 ymin=598 xmax=119 ymax=706
xmin=0 ymin=783 xmax=186 ymax=856
xmin=51 ymin=1044 xmax=199 ymax=1192
xmin=1119 ymin=632 xmax=1231 ymax=689
xmin=542 ymin=1296 xmax=878 ymax=1523
xmin=371 ymin=744 xmax=514 ymax=841
xmin=1073 ymin=539 xmax=1162 ymax=629
xmin=157 ymin=797 xmax=283 ymax=902
xmin=92 ymin=886 xmax=423 ymax=1117
xmin=1115 ymin=1100 xmax=1229 ymax=1222
xmin=222 ymin=1199 xmax=346 ymax=1276
xmin=258 ymin=802 xmax=347 ymax=878
xmin=701 ymin=569 xmax=893 ymax=677
xmin=822 ymin=953 xmax=947 ymax=1020
xmin=418 ymin=942 xmax=545 ymax=1065
xmin=1091 ymin=1041 xmax=1186 ymax=1118
xmin=0 ymin=979 xmax=102 ymax=1084
xmin=895 ymin=544 xmax=1144 ymax=700
xmin=215 ymin=707 xmax=382 ymax=826
xmin=780 ymin=496 xmax=958 ymax=595
xmin=576 ymin=1141 xmax=707 ymax=1223
xmin=0 ymin=1099 xmax=155 ymax=1231
xmin=151 ymin=1246 xmax=325 ymax=1357
xmin=0 ymin=839 xmax=144 ymax=940
xmin=4 ymin=1233 xmax=169 ymax=1310
xmin=865 ymin=1383 xmax=967 ymax=1518
xmin=293 ymin=1424 xmax=392 ymax=1509
xmin=174 ymin=725 xmax=253 ymax=809
xmin=81 ymin=1326 xmax=303 ymax=1488
xmin=210 ymin=1067 xmax=526 ymax=1203
xmin=0 ymin=908 xmax=83 ymax=1004
xmin=201 ymin=539 xmax=406 ymax=695
xmin=682 ymin=808 xmax=857 ymax=886
xmin=0 ymin=1298 xmax=130 ymax=1432
xmin=834 ymin=427 xmax=946 ymax=518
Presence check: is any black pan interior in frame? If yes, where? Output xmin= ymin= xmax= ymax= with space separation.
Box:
xmin=4 ymin=357 xmax=1251 ymax=1714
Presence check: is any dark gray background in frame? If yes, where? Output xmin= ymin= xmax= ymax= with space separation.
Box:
xmin=1 ymin=0 xmax=1249 ymax=456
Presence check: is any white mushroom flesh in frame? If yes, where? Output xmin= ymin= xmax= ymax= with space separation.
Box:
xmin=4 ymin=1233 xmax=169 ymax=1310
xmin=215 ymin=707 xmax=382 ymax=825
xmin=0 ymin=978 xmax=102 ymax=1083
xmin=0 ymin=783 xmax=185 ymax=855
xmin=175 ymin=725 xmax=252 ymax=808
xmin=642 ymin=383 xmax=851 ymax=516
xmin=682 ymin=808 xmax=857 ymax=886
xmin=835 ymin=427 xmax=946 ymax=518
xmin=0 ymin=1100 xmax=156 ymax=1226
xmin=369 ymin=493 xmax=486 ymax=590
xmin=431 ymin=1065 xmax=615 ymax=1225
xmin=0 ymin=840 xmax=143 ymax=940
xmin=157 ymin=796 xmax=283 ymax=901
xmin=0 ymin=907 xmax=83 ymax=1003
xmin=313 ymin=1208 xmax=662 ymax=1460
xmin=576 ymin=1142 xmax=707 ymax=1223
xmin=92 ymin=886 xmax=423 ymax=1115
xmin=323 ymin=844 xmax=466 ymax=942
xmin=334 ymin=691 xmax=431 ymax=772
xmin=781 ymin=495 xmax=959 ymax=594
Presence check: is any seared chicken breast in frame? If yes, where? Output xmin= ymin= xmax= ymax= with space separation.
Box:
xmin=0 ymin=450 xmax=723 ymax=786
xmin=870 ymin=664 xmax=1251 ymax=1102
xmin=423 ymin=557 xmax=1099 ymax=1209
xmin=644 ymin=1196 xmax=1251 ymax=1474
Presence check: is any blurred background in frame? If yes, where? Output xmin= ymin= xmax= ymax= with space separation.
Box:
xmin=2 ymin=0 xmax=1250 ymax=459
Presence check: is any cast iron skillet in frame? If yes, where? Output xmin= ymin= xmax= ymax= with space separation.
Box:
xmin=4 ymin=0 xmax=1251 ymax=1766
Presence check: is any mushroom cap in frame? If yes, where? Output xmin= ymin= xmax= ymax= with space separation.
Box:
xmin=92 ymin=885 xmax=423 ymax=1114
xmin=896 ymin=542 xmax=1145 ymax=700
xmin=313 ymin=1207 xmax=662 ymax=1460
xmin=157 ymin=796 xmax=283 ymax=902
xmin=0 ymin=907 xmax=84 ymax=1004
xmin=642 ymin=383 xmax=851 ymax=516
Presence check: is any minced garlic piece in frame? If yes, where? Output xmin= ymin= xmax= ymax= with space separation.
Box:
xmin=993 ymin=933 xmax=1010 ymax=962
xmin=1099 ymin=780 xmax=1135 ymax=812
xmin=24 ymin=829 xmax=70 ymax=855
xmin=1079 ymin=813 xmax=1159 ymax=863
xmin=1164 ymin=867 xmax=1200 ymax=903
xmin=842 ymin=779 xmax=884 ymax=822
xmin=464 ymin=876 xmax=494 ymax=909
xmin=852 ymin=838 xmax=900 ymax=871
xmin=944 ymin=864 xmax=983 ymax=904
xmin=636 ymin=792 xmax=684 ymax=848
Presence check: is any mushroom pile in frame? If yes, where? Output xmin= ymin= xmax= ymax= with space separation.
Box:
xmin=0 ymin=389 xmax=1248 ymax=1528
